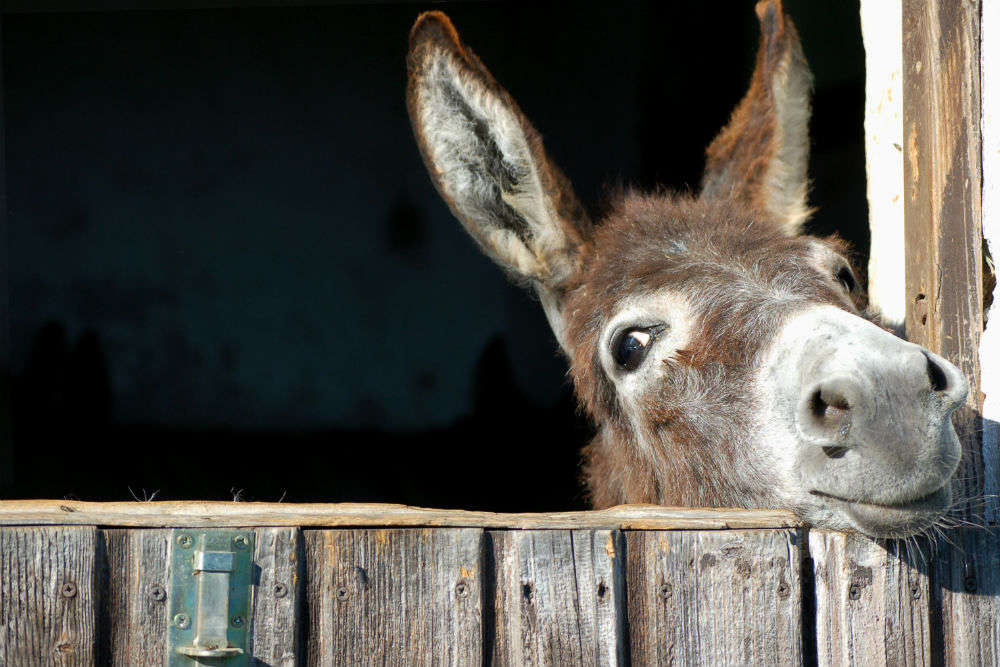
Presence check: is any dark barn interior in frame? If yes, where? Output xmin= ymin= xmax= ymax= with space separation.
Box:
xmin=0 ymin=1 xmax=867 ymax=510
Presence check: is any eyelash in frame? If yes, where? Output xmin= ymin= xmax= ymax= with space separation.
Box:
xmin=836 ymin=266 xmax=857 ymax=293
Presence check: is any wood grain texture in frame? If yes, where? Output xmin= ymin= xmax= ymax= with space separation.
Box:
xmin=304 ymin=528 xmax=483 ymax=666
xmin=930 ymin=528 xmax=1000 ymax=666
xmin=488 ymin=530 xmax=624 ymax=666
xmin=809 ymin=531 xmax=931 ymax=667
xmin=981 ymin=0 xmax=1000 ymax=524
xmin=902 ymin=0 xmax=987 ymax=520
xmin=626 ymin=529 xmax=802 ymax=665
xmin=251 ymin=527 xmax=302 ymax=667
xmin=902 ymin=3 xmax=1000 ymax=665
xmin=101 ymin=529 xmax=171 ymax=666
xmin=0 ymin=500 xmax=799 ymax=530
xmin=0 ymin=526 xmax=99 ymax=666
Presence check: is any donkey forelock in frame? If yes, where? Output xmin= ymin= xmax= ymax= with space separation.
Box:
xmin=406 ymin=1 xmax=967 ymax=537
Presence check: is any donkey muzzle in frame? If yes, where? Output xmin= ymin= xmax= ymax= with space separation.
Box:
xmin=770 ymin=305 xmax=967 ymax=535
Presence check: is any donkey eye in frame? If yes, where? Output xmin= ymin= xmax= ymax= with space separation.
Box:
xmin=612 ymin=326 xmax=664 ymax=372
xmin=835 ymin=266 xmax=857 ymax=293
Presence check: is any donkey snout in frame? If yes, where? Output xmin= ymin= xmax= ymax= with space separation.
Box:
xmin=796 ymin=348 xmax=966 ymax=460
xmin=771 ymin=306 xmax=969 ymax=514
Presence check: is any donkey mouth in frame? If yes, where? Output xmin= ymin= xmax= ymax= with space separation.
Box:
xmin=810 ymin=485 xmax=952 ymax=537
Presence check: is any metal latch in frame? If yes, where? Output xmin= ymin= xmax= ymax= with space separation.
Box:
xmin=168 ymin=530 xmax=253 ymax=666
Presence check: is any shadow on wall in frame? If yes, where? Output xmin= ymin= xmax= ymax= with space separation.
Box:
xmin=11 ymin=322 xmax=113 ymax=494
xmin=6 ymin=322 xmax=590 ymax=511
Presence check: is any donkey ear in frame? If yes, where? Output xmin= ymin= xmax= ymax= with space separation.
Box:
xmin=700 ymin=0 xmax=813 ymax=234
xmin=406 ymin=12 xmax=590 ymax=289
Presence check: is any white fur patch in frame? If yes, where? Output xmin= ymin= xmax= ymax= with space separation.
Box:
xmin=600 ymin=290 xmax=696 ymax=406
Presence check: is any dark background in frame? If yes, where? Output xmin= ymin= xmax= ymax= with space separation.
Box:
xmin=0 ymin=1 xmax=867 ymax=509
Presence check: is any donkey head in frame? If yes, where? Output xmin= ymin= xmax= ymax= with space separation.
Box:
xmin=406 ymin=1 xmax=967 ymax=537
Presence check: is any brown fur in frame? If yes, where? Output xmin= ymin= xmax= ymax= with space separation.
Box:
xmin=563 ymin=193 xmax=864 ymax=508
xmin=702 ymin=0 xmax=813 ymax=231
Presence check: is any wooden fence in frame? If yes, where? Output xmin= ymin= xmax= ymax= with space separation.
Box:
xmin=0 ymin=501 xmax=997 ymax=666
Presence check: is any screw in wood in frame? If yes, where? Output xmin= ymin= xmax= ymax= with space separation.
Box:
xmin=177 ymin=535 xmax=193 ymax=548
xmin=910 ymin=585 xmax=921 ymax=599
xmin=336 ymin=587 xmax=351 ymax=602
xmin=231 ymin=616 xmax=244 ymax=628
xmin=274 ymin=583 xmax=288 ymax=598
xmin=233 ymin=535 xmax=250 ymax=549
xmin=61 ymin=582 xmax=78 ymax=599
xmin=150 ymin=585 xmax=166 ymax=602
xmin=173 ymin=613 xmax=190 ymax=629
xmin=455 ymin=581 xmax=470 ymax=599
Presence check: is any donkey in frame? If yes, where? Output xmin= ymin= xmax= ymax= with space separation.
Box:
xmin=405 ymin=1 xmax=968 ymax=537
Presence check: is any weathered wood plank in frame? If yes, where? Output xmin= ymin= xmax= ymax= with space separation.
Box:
xmin=979 ymin=0 xmax=1000 ymax=523
xmin=902 ymin=0 xmax=986 ymax=519
xmin=902 ymin=3 xmax=1000 ymax=665
xmin=0 ymin=500 xmax=799 ymax=530
xmin=0 ymin=526 xmax=99 ymax=666
xmin=626 ymin=529 xmax=801 ymax=665
xmin=304 ymin=528 xmax=483 ymax=666
xmin=101 ymin=529 xmax=171 ymax=666
xmin=251 ymin=527 xmax=302 ymax=667
xmin=809 ymin=531 xmax=931 ymax=667
xmin=488 ymin=530 xmax=624 ymax=666
xmin=930 ymin=528 xmax=1000 ymax=666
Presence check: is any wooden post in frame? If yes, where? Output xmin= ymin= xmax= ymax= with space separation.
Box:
xmin=981 ymin=0 xmax=1000 ymax=523
xmin=902 ymin=0 xmax=987 ymax=520
xmin=902 ymin=2 xmax=1000 ymax=666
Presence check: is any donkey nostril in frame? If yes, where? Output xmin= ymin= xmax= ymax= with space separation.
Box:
xmin=822 ymin=445 xmax=848 ymax=459
xmin=800 ymin=380 xmax=857 ymax=443
xmin=924 ymin=352 xmax=949 ymax=392
xmin=810 ymin=388 xmax=851 ymax=421
xmin=809 ymin=390 xmax=825 ymax=418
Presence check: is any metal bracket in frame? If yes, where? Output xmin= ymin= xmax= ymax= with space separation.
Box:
xmin=168 ymin=530 xmax=253 ymax=666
